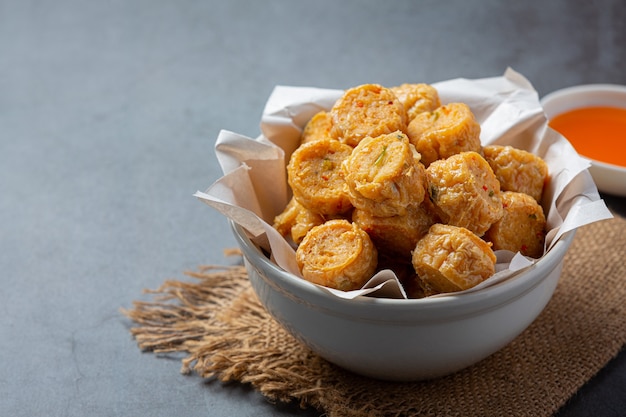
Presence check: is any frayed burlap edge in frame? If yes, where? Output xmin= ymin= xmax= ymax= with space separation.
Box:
xmin=123 ymin=215 xmax=626 ymax=417
xmin=122 ymin=265 xmax=341 ymax=412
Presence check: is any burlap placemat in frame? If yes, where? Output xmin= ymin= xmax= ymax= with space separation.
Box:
xmin=124 ymin=215 xmax=626 ymax=417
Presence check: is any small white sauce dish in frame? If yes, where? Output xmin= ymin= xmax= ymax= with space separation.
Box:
xmin=541 ymin=84 xmax=626 ymax=197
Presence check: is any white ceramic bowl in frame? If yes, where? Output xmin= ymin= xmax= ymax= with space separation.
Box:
xmin=541 ymin=84 xmax=626 ymax=197
xmin=232 ymin=221 xmax=576 ymax=381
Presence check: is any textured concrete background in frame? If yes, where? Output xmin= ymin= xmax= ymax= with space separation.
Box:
xmin=1 ymin=1 xmax=625 ymax=416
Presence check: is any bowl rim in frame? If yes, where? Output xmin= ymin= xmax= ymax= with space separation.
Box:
xmin=588 ymin=156 xmax=626 ymax=173
xmin=541 ymin=83 xmax=626 ymax=107
xmin=231 ymin=220 xmax=576 ymax=323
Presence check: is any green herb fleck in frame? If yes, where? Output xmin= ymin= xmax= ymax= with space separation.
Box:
xmin=528 ymin=213 xmax=537 ymax=220
xmin=321 ymin=157 xmax=334 ymax=171
xmin=374 ymin=145 xmax=388 ymax=166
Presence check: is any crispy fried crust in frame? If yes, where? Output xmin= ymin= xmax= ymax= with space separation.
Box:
xmin=287 ymin=139 xmax=353 ymax=216
xmin=274 ymin=83 xmax=552 ymax=294
xmin=406 ymin=102 xmax=482 ymax=167
xmin=411 ymin=223 xmax=496 ymax=293
xmin=484 ymin=191 xmax=546 ymax=258
xmin=300 ymin=111 xmax=334 ymax=145
xmin=483 ymin=145 xmax=549 ymax=202
xmin=272 ymin=197 xmax=325 ymax=245
xmin=426 ymin=151 xmax=504 ymax=236
xmin=330 ymin=84 xmax=407 ymax=147
xmin=352 ymin=203 xmax=437 ymax=258
xmin=296 ymin=219 xmax=378 ymax=291
xmin=390 ymin=83 xmax=441 ymax=121
xmin=341 ymin=131 xmax=427 ymax=217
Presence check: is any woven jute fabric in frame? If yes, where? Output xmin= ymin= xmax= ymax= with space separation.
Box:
xmin=124 ymin=215 xmax=626 ymax=417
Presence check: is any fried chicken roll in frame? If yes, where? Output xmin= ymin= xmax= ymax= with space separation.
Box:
xmin=287 ymin=139 xmax=353 ymax=216
xmin=390 ymin=83 xmax=441 ymax=122
xmin=484 ymin=191 xmax=546 ymax=258
xmin=273 ymin=197 xmax=326 ymax=245
xmin=300 ymin=110 xmax=334 ymax=145
xmin=341 ymin=131 xmax=427 ymax=217
xmin=352 ymin=203 xmax=437 ymax=258
xmin=296 ymin=219 xmax=378 ymax=291
xmin=330 ymin=84 xmax=407 ymax=147
xmin=411 ymin=223 xmax=496 ymax=294
xmin=426 ymin=151 xmax=504 ymax=236
xmin=483 ymin=145 xmax=549 ymax=202
xmin=406 ymin=102 xmax=482 ymax=167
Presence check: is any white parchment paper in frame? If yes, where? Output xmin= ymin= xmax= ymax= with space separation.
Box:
xmin=195 ymin=68 xmax=613 ymax=299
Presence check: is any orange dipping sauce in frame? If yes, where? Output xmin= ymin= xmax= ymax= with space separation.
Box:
xmin=549 ymin=106 xmax=626 ymax=167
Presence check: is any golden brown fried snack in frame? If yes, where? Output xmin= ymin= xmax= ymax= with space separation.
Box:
xmin=272 ymin=197 xmax=325 ymax=245
xmin=483 ymin=145 xmax=549 ymax=202
xmin=390 ymin=83 xmax=441 ymax=121
xmin=484 ymin=191 xmax=546 ymax=258
xmin=287 ymin=139 xmax=353 ymax=216
xmin=411 ymin=223 xmax=496 ymax=294
xmin=296 ymin=219 xmax=378 ymax=291
xmin=330 ymin=84 xmax=407 ymax=147
xmin=352 ymin=203 xmax=437 ymax=258
xmin=426 ymin=151 xmax=503 ymax=236
xmin=406 ymin=102 xmax=482 ymax=167
xmin=341 ymin=131 xmax=427 ymax=217
xmin=300 ymin=111 xmax=334 ymax=144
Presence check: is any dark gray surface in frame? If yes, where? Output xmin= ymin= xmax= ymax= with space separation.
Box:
xmin=1 ymin=1 xmax=625 ymax=416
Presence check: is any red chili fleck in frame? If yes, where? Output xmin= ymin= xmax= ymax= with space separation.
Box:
xmin=521 ymin=244 xmax=528 ymax=252
xmin=482 ymin=185 xmax=488 ymax=191
xmin=356 ymin=101 xmax=364 ymax=107
xmin=321 ymin=175 xmax=330 ymax=181
xmin=388 ymin=101 xmax=393 ymax=105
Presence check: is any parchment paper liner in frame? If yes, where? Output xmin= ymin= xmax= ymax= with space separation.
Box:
xmin=195 ymin=68 xmax=612 ymax=299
